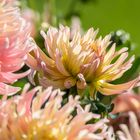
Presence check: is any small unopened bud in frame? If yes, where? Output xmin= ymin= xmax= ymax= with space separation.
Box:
xmin=77 ymin=73 xmax=87 ymax=89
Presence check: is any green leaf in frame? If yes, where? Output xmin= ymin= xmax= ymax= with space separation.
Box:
xmin=81 ymin=96 xmax=114 ymax=116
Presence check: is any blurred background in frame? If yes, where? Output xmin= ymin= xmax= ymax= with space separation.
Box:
xmin=21 ymin=0 xmax=140 ymax=55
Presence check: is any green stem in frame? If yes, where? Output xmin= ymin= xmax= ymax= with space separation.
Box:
xmin=93 ymin=90 xmax=97 ymax=100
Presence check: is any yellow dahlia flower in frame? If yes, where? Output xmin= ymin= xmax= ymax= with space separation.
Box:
xmin=0 ymin=84 xmax=109 ymax=140
xmin=27 ymin=26 xmax=139 ymax=96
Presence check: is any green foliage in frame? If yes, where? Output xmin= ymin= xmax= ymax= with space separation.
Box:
xmin=12 ymin=78 xmax=28 ymax=89
xmin=81 ymin=96 xmax=114 ymax=116
xmin=79 ymin=88 xmax=114 ymax=116
xmin=110 ymin=30 xmax=132 ymax=51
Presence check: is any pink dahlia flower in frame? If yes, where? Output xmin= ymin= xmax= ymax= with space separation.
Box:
xmin=108 ymin=111 xmax=140 ymax=140
xmin=0 ymin=84 xmax=110 ymax=140
xmin=27 ymin=26 xmax=139 ymax=97
xmin=116 ymin=112 xmax=140 ymax=140
xmin=0 ymin=0 xmax=34 ymax=94
xmin=112 ymin=92 xmax=140 ymax=114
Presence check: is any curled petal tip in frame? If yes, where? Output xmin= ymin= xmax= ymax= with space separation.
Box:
xmin=0 ymin=82 xmax=21 ymax=96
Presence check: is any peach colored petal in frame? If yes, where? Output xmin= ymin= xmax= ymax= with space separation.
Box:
xmin=0 ymin=82 xmax=20 ymax=95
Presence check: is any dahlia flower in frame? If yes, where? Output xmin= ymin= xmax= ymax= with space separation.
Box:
xmin=0 ymin=0 xmax=34 ymax=94
xmin=0 ymin=84 xmax=109 ymax=140
xmin=108 ymin=112 xmax=140 ymax=140
xmin=27 ymin=26 xmax=139 ymax=96
xmin=112 ymin=92 xmax=140 ymax=114
xmin=116 ymin=112 xmax=140 ymax=140
xmin=111 ymin=92 xmax=140 ymax=140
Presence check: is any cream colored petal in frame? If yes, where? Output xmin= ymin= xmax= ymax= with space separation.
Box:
xmin=129 ymin=112 xmax=140 ymax=140
xmin=99 ymin=34 xmax=111 ymax=55
xmin=101 ymin=77 xmax=139 ymax=90
xmin=98 ymin=87 xmax=126 ymax=95
xmin=100 ymin=52 xmax=128 ymax=77
xmin=55 ymin=49 xmax=70 ymax=76
xmin=114 ymin=47 xmax=128 ymax=58
xmin=26 ymin=53 xmax=38 ymax=70
xmin=111 ymin=52 xmax=128 ymax=70
xmin=37 ymin=46 xmax=55 ymax=66
xmin=119 ymin=124 xmax=133 ymax=140
xmin=97 ymin=77 xmax=139 ymax=95
xmin=103 ymin=44 xmax=116 ymax=65
xmin=40 ymin=30 xmax=56 ymax=59
xmin=85 ymin=58 xmax=100 ymax=81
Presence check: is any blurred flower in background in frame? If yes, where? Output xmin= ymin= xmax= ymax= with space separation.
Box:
xmin=112 ymin=92 xmax=140 ymax=114
xmin=116 ymin=112 xmax=140 ymax=140
xmin=22 ymin=8 xmax=37 ymax=37
xmin=109 ymin=90 xmax=140 ymax=139
xmin=0 ymin=0 xmax=34 ymax=95
xmin=0 ymin=84 xmax=110 ymax=140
